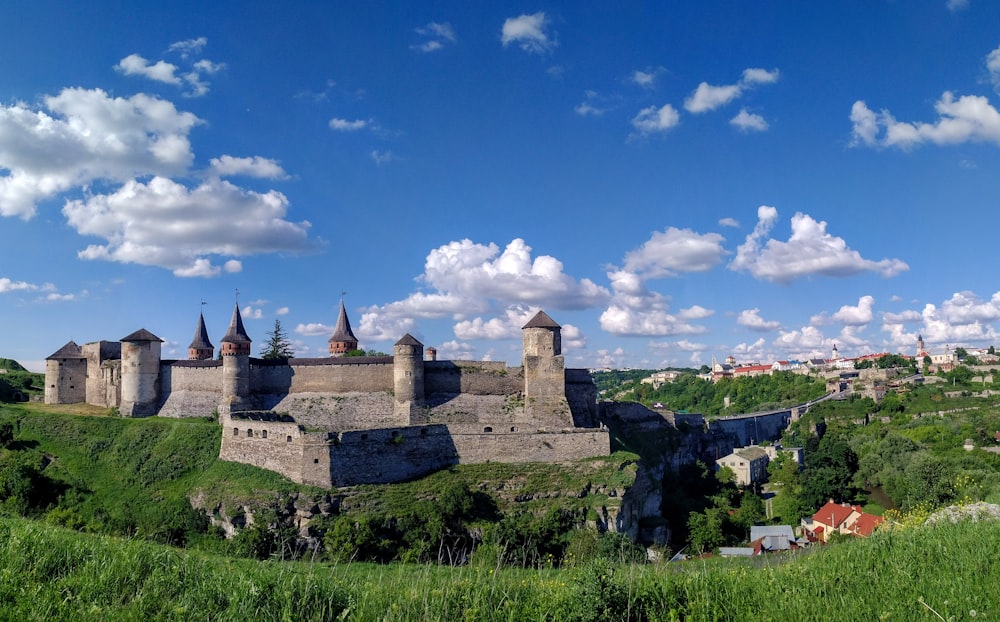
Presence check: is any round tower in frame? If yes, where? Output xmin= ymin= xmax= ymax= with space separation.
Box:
xmin=521 ymin=310 xmax=570 ymax=428
xmin=220 ymin=304 xmax=252 ymax=412
xmin=393 ymin=333 xmax=424 ymax=422
xmin=188 ymin=310 xmax=215 ymax=360
xmin=328 ymin=300 xmax=359 ymax=356
xmin=44 ymin=341 xmax=87 ymax=405
xmin=120 ymin=328 xmax=163 ymax=417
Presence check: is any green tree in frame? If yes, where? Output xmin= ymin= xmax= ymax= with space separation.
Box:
xmin=260 ymin=319 xmax=294 ymax=359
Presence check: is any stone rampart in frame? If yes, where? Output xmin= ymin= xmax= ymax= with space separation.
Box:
xmin=258 ymin=391 xmax=399 ymax=429
xmin=157 ymin=362 xmax=224 ymax=418
xmin=424 ymin=361 xmax=523 ymax=395
xmin=251 ymin=358 xmax=394 ymax=394
xmin=450 ymin=427 xmax=610 ymax=464
xmin=327 ymin=425 xmax=458 ymax=487
xmin=566 ymin=370 xmax=599 ymax=427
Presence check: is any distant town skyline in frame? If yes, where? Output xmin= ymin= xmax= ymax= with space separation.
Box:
xmin=4 ymin=2 xmax=1000 ymax=372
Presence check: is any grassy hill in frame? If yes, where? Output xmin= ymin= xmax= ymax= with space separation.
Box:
xmin=0 ymin=358 xmax=43 ymax=402
xmin=0 ymin=511 xmax=995 ymax=620
xmin=0 ymin=402 xmax=641 ymax=564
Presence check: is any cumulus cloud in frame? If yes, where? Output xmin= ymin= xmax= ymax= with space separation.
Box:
xmin=62 ymin=176 xmax=318 ymax=277
xmin=729 ymin=206 xmax=909 ymax=282
xmin=630 ymin=104 xmax=680 ymax=135
xmin=363 ymin=238 xmax=607 ymax=341
xmin=116 ymin=54 xmax=181 ymax=85
xmin=940 ymin=290 xmax=1000 ymax=323
xmin=684 ymin=67 xmax=779 ymax=113
xmin=988 ymin=45 xmax=1000 ymax=93
xmin=850 ymin=93 xmax=1000 ymax=149
xmin=621 ymin=227 xmax=727 ymax=279
xmin=631 ymin=67 xmax=664 ymax=88
xmin=599 ymin=271 xmax=707 ymax=337
xmin=329 ymin=118 xmax=369 ymax=131
xmin=241 ymin=305 xmax=263 ymax=320
xmin=773 ymin=325 xmax=829 ymax=359
xmin=737 ymin=308 xmax=782 ymax=332
xmin=881 ymin=290 xmax=1000 ymax=351
xmin=276 ymin=307 xmax=289 ymax=316
xmin=501 ymin=12 xmax=556 ymax=54
xmin=117 ymin=39 xmax=224 ymax=97
xmin=883 ymin=309 xmax=921 ymax=323
xmin=0 ymin=277 xmax=42 ymax=293
xmin=678 ymin=305 xmax=714 ymax=320
xmin=0 ymin=87 xmax=199 ymax=219
xmin=208 ymin=155 xmax=287 ymax=179
xmin=413 ymin=22 xmax=456 ymax=52
xmin=730 ymin=108 xmax=769 ymax=132
xmin=831 ymin=295 xmax=875 ymax=325
xmin=718 ymin=217 xmax=740 ymax=228
xmin=295 ymin=322 xmax=332 ymax=337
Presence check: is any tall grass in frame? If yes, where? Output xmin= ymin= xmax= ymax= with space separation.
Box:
xmin=1 ymin=514 xmax=995 ymax=621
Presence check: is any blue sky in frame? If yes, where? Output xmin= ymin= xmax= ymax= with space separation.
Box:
xmin=4 ymin=1 xmax=1000 ymax=372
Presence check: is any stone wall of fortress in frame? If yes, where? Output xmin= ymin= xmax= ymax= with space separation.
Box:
xmin=220 ymin=412 xmax=611 ymax=488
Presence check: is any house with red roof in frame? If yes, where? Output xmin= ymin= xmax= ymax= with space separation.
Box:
xmin=802 ymin=500 xmax=884 ymax=542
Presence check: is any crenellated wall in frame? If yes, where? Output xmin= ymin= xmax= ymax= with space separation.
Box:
xmin=251 ymin=357 xmax=394 ymax=394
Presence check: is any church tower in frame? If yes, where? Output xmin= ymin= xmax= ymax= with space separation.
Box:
xmin=832 ymin=343 xmax=839 ymax=360
xmin=220 ymin=304 xmax=252 ymax=413
xmin=917 ymin=334 xmax=925 ymax=358
xmin=188 ymin=310 xmax=214 ymax=360
xmin=328 ymin=300 xmax=359 ymax=356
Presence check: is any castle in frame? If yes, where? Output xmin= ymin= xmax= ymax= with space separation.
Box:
xmin=45 ymin=303 xmax=610 ymax=487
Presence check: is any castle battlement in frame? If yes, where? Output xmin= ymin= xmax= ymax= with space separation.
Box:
xmin=44 ymin=306 xmax=609 ymax=487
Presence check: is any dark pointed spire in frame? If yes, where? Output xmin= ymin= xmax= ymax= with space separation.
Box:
xmin=188 ymin=311 xmax=215 ymax=360
xmin=328 ymin=300 xmax=359 ymax=356
xmin=221 ymin=304 xmax=252 ymax=355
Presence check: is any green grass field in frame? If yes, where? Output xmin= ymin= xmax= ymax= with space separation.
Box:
xmin=0 ymin=512 xmax=995 ymax=621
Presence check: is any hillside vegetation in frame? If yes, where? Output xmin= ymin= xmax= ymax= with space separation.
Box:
xmin=0 ymin=358 xmax=43 ymax=402
xmin=0 ymin=512 xmax=995 ymax=620
xmin=0 ymin=403 xmax=641 ymax=566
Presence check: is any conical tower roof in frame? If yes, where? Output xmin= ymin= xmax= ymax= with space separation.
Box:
xmin=328 ymin=301 xmax=358 ymax=344
xmin=522 ymin=310 xmax=560 ymax=329
xmin=221 ymin=304 xmax=252 ymax=344
xmin=189 ymin=311 xmax=214 ymax=350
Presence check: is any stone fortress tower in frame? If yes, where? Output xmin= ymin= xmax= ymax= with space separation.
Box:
xmin=44 ymin=302 xmax=609 ymax=487
xmin=220 ymin=304 xmax=252 ymax=414
xmin=119 ymin=329 xmax=163 ymax=417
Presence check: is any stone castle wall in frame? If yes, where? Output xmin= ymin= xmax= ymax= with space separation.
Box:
xmin=251 ymin=358 xmax=394 ymax=394
xmin=157 ymin=362 xmax=224 ymax=418
xmin=424 ymin=361 xmax=523 ymax=395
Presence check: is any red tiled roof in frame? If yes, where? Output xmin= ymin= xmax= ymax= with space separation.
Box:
xmin=851 ymin=513 xmax=884 ymax=537
xmin=813 ymin=501 xmax=856 ymax=528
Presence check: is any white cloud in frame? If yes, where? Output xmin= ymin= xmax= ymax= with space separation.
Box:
xmin=737 ymin=308 xmax=781 ymax=332
xmin=675 ymin=339 xmax=707 ymax=352
xmin=622 ymin=227 xmax=727 ymax=278
xmin=831 ymin=295 xmax=875 ymax=325
xmin=987 ymin=45 xmax=1000 ymax=93
xmin=850 ymin=93 xmax=1000 ymax=149
xmin=116 ymin=54 xmax=181 ymax=85
xmin=631 ymin=67 xmax=664 ymax=89
xmin=413 ymin=22 xmax=456 ymax=52
xmin=0 ymin=87 xmax=199 ymax=219
xmin=295 ymin=322 xmax=332 ymax=337
xmin=437 ymin=340 xmax=476 ymax=360
xmin=62 ymin=176 xmax=318 ymax=277
xmin=730 ymin=206 xmax=909 ymax=282
xmin=208 ymin=155 xmax=287 ymax=179
xmin=730 ymin=337 xmax=767 ymax=361
xmin=358 ymin=312 xmax=415 ymax=342
xmin=364 ymin=238 xmax=606 ymax=342
xmin=561 ymin=323 xmax=586 ymax=350
xmin=773 ymin=325 xmax=829 ymax=359
xmin=946 ymin=0 xmax=970 ymax=11
xmin=631 ymin=104 xmax=680 ymax=135
xmin=118 ymin=40 xmax=224 ymax=97
xmin=678 ymin=305 xmax=714 ymax=320
xmin=501 ymin=12 xmax=555 ymax=54
xmin=167 ymin=37 xmax=207 ymax=58
xmin=241 ymin=305 xmax=263 ymax=320
xmin=718 ymin=217 xmax=740 ymax=228
xmin=329 ymin=118 xmax=369 ymax=131
xmin=685 ymin=83 xmax=741 ymax=113
xmin=884 ymin=309 xmax=921 ymax=323
xmin=600 ymin=272 xmax=707 ymax=337
xmin=0 ymin=277 xmax=40 ymax=293
xmin=940 ymin=290 xmax=1000 ymax=323
xmin=370 ymin=150 xmax=395 ymax=165
xmin=684 ymin=68 xmax=779 ymax=114
xmin=276 ymin=307 xmax=289 ymax=316
xmin=576 ymin=90 xmax=615 ymax=117
xmin=730 ymin=109 xmax=769 ymax=132
xmin=454 ymin=306 xmax=538 ymax=340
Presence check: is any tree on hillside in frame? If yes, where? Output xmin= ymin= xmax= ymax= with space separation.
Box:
xmin=260 ymin=319 xmax=294 ymax=359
